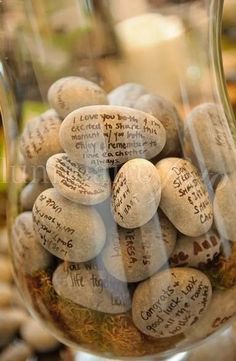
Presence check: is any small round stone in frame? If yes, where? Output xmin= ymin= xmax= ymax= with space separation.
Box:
xmin=111 ymin=158 xmax=161 ymax=228
xmin=20 ymin=319 xmax=59 ymax=352
xmin=156 ymin=157 xmax=213 ymax=237
xmin=32 ymin=188 xmax=106 ymax=262
xmin=134 ymin=94 xmax=181 ymax=157
xmin=46 ymin=153 xmax=111 ymax=205
xmin=132 ymin=267 xmax=212 ymax=338
xmin=20 ymin=179 xmax=51 ymax=211
xmin=0 ymin=227 xmax=8 ymax=254
xmin=102 ymin=211 xmax=177 ymax=282
xmin=185 ymin=103 xmax=236 ymax=173
xmin=53 ymin=262 xmax=131 ymax=314
xmin=20 ymin=109 xmax=63 ymax=167
xmin=169 ymin=231 xmax=221 ymax=268
xmin=0 ymin=309 xmax=29 ymax=347
xmin=59 ymin=105 xmax=166 ymax=168
xmin=0 ymin=341 xmax=33 ymax=361
xmin=0 ymin=256 xmax=13 ymax=283
xmin=12 ymin=212 xmax=53 ymax=275
xmin=108 ymin=83 xmax=147 ymax=107
xmin=214 ymin=174 xmax=236 ymax=240
xmin=0 ymin=283 xmax=14 ymax=308
xmin=48 ymin=76 xmax=108 ymax=118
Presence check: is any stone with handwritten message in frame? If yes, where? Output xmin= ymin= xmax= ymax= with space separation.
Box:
xmin=185 ymin=103 xmax=236 ymax=173
xmin=12 ymin=212 xmax=53 ymax=275
xmin=20 ymin=109 xmax=63 ymax=167
xmin=102 ymin=211 xmax=176 ymax=282
xmin=59 ymin=105 xmax=166 ymax=168
xmin=46 ymin=153 xmax=111 ymax=205
xmin=132 ymin=267 xmax=212 ymax=338
xmin=156 ymin=157 xmax=213 ymax=237
xmin=48 ymin=76 xmax=108 ymax=118
xmin=20 ymin=180 xmax=52 ymax=211
xmin=214 ymin=174 xmax=236 ymax=240
xmin=169 ymin=231 xmax=221 ymax=268
xmin=134 ymin=94 xmax=181 ymax=158
xmin=108 ymin=83 xmax=147 ymax=107
xmin=32 ymin=188 xmax=106 ymax=262
xmin=52 ymin=262 xmax=131 ymax=314
xmin=111 ymin=159 xmax=161 ymax=228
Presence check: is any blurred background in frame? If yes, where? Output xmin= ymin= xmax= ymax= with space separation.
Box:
xmin=0 ymin=0 xmax=235 ymax=360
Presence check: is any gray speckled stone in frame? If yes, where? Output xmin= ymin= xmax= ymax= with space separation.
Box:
xmin=59 ymin=105 xmax=166 ymax=168
xmin=108 ymin=83 xmax=147 ymax=107
xmin=32 ymin=188 xmax=106 ymax=262
xmin=48 ymin=76 xmax=108 ymax=118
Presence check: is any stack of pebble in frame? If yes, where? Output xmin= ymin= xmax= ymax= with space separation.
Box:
xmin=13 ymin=76 xmax=236 ymax=357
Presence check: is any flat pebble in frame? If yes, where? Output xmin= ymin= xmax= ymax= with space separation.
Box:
xmin=12 ymin=212 xmax=53 ymax=274
xmin=48 ymin=76 xmax=108 ymax=118
xmin=20 ymin=179 xmax=51 ymax=211
xmin=170 ymin=231 xmax=221 ymax=268
xmin=53 ymin=262 xmax=131 ymax=314
xmin=0 ymin=283 xmax=14 ymax=308
xmin=0 ymin=256 xmax=13 ymax=283
xmin=214 ymin=174 xmax=236 ymax=240
xmin=20 ymin=319 xmax=59 ymax=352
xmin=185 ymin=103 xmax=236 ymax=173
xmin=20 ymin=109 xmax=63 ymax=167
xmin=134 ymin=94 xmax=181 ymax=157
xmin=108 ymin=83 xmax=147 ymax=107
xmin=102 ymin=211 xmax=177 ymax=282
xmin=132 ymin=267 xmax=212 ymax=338
xmin=46 ymin=153 xmax=111 ymax=205
xmin=0 ymin=341 xmax=33 ymax=361
xmin=156 ymin=157 xmax=213 ymax=236
xmin=33 ymin=188 xmax=106 ymax=262
xmin=111 ymin=158 xmax=161 ymax=228
xmin=59 ymin=105 xmax=166 ymax=168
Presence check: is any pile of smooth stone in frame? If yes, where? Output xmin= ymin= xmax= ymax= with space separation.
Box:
xmin=14 ymin=76 xmax=236 ymax=347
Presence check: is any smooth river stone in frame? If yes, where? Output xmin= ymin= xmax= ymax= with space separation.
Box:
xmin=214 ymin=174 xmax=236 ymax=240
xmin=53 ymin=262 xmax=131 ymax=314
xmin=102 ymin=212 xmax=177 ymax=282
xmin=32 ymin=188 xmax=106 ymax=262
xmin=185 ymin=103 xmax=236 ymax=174
xmin=0 ymin=256 xmax=13 ymax=283
xmin=46 ymin=153 xmax=111 ymax=205
xmin=59 ymin=105 xmax=166 ymax=168
xmin=12 ymin=212 xmax=53 ymax=275
xmin=132 ymin=267 xmax=212 ymax=338
xmin=108 ymin=83 xmax=147 ymax=107
xmin=134 ymin=94 xmax=181 ymax=158
xmin=20 ymin=179 xmax=51 ymax=211
xmin=0 ymin=341 xmax=33 ymax=361
xmin=169 ymin=231 xmax=221 ymax=268
xmin=48 ymin=76 xmax=108 ymax=118
xmin=111 ymin=159 xmax=161 ymax=228
xmin=20 ymin=109 xmax=63 ymax=167
xmin=156 ymin=157 xmax=213 ymax=237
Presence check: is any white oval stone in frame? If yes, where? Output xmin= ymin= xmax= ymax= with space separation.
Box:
xmin=20 ymin=109 xmax=63 ymax=167
xmin=214 ymin=174 xmax=236 ymax=240
xmin=111 ymin=158 xmax=161 ymax=228
xmin=48 ymin=76 xmax=108 ymax=118
xmin=185 ymin=103 xmax=236 ymax=173
xmin=132 ymin=267 xmax=212 ymax=338
xmin=20 ymin=180 xmax=51 ymax=211
xmin=12 ymin=212 xmax=53 ymax=275
xmin=108 ymin=83 xmax=147 ymax=107
xmin=156 ymin=157 xmax=213 ymax=237
xmin=0 ymin=341 xmax=33 ymax=361
xmin=102 ymin=211 xmax=177 ymax=282
xmin=134 ymin=94 xmax=181 ymax=158
xmin=32 ymin=188 xmax=106 ymax=262
xmin=46 ymin=153 xmax=111 ymax=205
xmin=53 ymin=262 xmax=131 ymax=314
xmin=59 ymin=105 xmax=166 ymax=168
xmin=169 ymin=231 xmax=221 ymax=268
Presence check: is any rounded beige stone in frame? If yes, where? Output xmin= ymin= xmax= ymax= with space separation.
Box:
xmin=132 ymin=267 xmax=212 ymax=338
xmin=102 ymin=211 xmax=177 ymax=282
xmin=0 ymin=227 xmax=8 ymax=254
xmin=48 ymin=76 xmax=108 ymax=118
xmin=169 ymin=231 xmax=221 ymax=268
xmin=0 ymin=283 xmax=14 ymax=308
xmin=20 ymin=179 xmax=51 ymax=211
xmin=33 ymin=188 xmax=106 ymax=262
xmin=0 ymin=309 xmax=29 ymax=347
xmin=108 ymin=82 xmax=147 ymax=107
xmin=59 ymin=105 xmax=166 ymax=168
xmin=0 ymin=256 xmax=13 ymax=283
xmin=111 ymin=158 xmax=161 ymax=228
xmin=46 ymin=153 xmax=111 ymax=205
xmin=156 ymin=157 xmax=213 ymax=237
xmin=0 ymin=341 xmax=33 ymax=361
xmin=53 ymin=262 xmax=131 ymax=314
